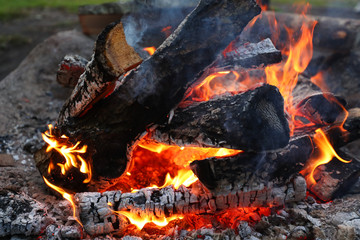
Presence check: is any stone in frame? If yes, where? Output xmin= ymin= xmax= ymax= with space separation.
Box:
xmin=336 ymin=225 xmax=356 ymax=240
xmin=0 ymin=154 xmax=15 ymax=167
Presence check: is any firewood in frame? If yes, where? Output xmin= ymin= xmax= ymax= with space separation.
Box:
xmin=213 ymin=38 xmax=282 ymax=69
xmin=242 ymin=11 xmax=360 ymax=52
xmin=151 ymin=84 xmax=290 ymax=151
xmin=35 ymin=0 xmax=261 ymax=192
xmin=56 ymin=55 xmax=88 ymax=88
xmin=309 ymin=149 xmax=360 ymax=201
xmin=75 ymin=177 xmax=306 ymax=236
xmin=292 ymin=75 xmax=346 ymax=127
xmin=190 ymin=108 xmax=360 ymax=196
xmin=57 ymin=21 xmax=143 ymax=124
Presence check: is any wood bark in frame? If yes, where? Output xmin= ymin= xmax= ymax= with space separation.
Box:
xmin=75 ymin=176 xmax=306 ymax=236
xmin=292 ymin=75 xmax=347 ymax=127
xmin=35 ymin=0 xmax=261 ymax=192
xmin=213 ymin=38 xmax=282 ymax=69
xmin=241 ymin=11 xmax=360 ymax=52
xmin=190 ymin=108 xmax=360 ymax=196
xmin=151 ymin=84 xmax=290 ymax=151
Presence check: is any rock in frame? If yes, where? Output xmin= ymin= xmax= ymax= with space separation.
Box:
xmin=0 ymin=154 xmax=15 ymax=166
xmin=336 ymin=225 xmax=356 ymax=240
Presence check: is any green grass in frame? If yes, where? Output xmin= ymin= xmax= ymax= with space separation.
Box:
xmin=0 ymin=0 xmax=122 ymax=20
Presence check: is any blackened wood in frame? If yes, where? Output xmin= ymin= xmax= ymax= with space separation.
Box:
xmin=56 ymin=55 xmax=88 ymax=88
xmin=46 ymin=0 xmax=261 ymax=191
xmin=292 ymin=75 xmax=346 ymax=127
xmin=241 ymin=11 xmax=360 ymax=52
xmin=57 ymin=21 xmax=143 ymax=124
xmin=76 ymin=178 xmax=306 ymax=236
xmin=213 ymin=38 xmax=282 ymax=69
xmin=191 ymin=108 xmax=360 ymax=196
xmin=152 ymin=84 xmax=290 ymax=151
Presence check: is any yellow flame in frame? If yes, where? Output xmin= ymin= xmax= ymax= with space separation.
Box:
xmin=42 ymin=124 xmax=91 ymax=183
xmin=143 ymin=46 xmax=156 ymax=56
xmin=43 ymin=177 xmax=82 ymax=227
xmin=301 ymin=128 xmax=351 ymax=185
xmin=114 ymin=210 xmax=183 ymax=230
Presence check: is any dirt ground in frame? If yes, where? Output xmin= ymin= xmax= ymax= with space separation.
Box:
xmin=0 ymin=8 xmax=81 ymax=81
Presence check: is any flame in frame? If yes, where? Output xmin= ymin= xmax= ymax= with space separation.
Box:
xmin=114 ymin=210 xmax=183 ymax=230
xmin=143 ymin=46 xmax=156 ymax=56
xmin=300 ymin=128 xmax=351 ymax=185
xmin=43 ymin=177 xmax=82 ymax=227
xmin=42 ymin=124 xmax=92 ymax=183
xmin=311 ymin=71 xmax=329 ymax=93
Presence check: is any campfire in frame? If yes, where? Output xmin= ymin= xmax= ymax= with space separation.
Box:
xmin=13 ymin=0 xmax=358 ymax=238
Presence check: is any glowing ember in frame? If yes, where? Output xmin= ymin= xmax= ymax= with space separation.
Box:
xmin=143 ymin=46 xmax=156 ymax=56
xmin=300 ymin=128 xmax=351 ymax=185
xmin=161 ymin=26 xmax=173 ymax=37
xmin=113 ymin=210 xmax=183 ymax=230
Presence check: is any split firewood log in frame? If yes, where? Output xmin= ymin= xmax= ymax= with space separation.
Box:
xmin=35 ymin=0 xmax=262 ymax=192
xmin=190 ymin=108 xmax=360 ymax=196
xmin=75 ymin=176 xmax=306 ymax=236
xmin=151 ymin=84 xmax=290 ymax=151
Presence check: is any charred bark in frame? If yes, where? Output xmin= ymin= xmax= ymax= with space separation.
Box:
xmin=151 ymin=84 xmax=290 ymax=151
xmin=292 ymin=75 xmax=346 ymax=128
xmin=75 ymin=177 xmax=306 ymax=236
xmin=35 ymin=0 xmax=261 ymax=192
xmin=56 ymin=55 xmax=88 ymax=88
xmin=190 ymin=108 xmax=360 ymax=196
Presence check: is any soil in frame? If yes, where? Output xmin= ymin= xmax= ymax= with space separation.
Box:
xmin=0 ymin=8 xmax=82 ymax=81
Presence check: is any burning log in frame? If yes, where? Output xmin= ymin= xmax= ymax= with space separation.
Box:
xmin=75 ymin=177 xmax=306 ymax=236
xmin=243 ymin=11 xmax=360 ymax=52
xmin=35 ymin=0 xmax=262 ymax=192
xmin=309 ymin=149 xmax=360 ymax=201
xmin=56 ymin=55 xmax=88 ymax=88
xmin=292 ymin=75 xmax=346 ymax=127
xmin=191 ymin=108 xmax=360 ymax=196
xmin=151 ymin=84 xmax=290 ymax=151
xmin=213 ymin=38 xmax=282 ymax=69
xmin=58 ymin=21 xmax=143 ymax=123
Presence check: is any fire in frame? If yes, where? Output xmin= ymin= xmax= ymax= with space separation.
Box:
xmin=43 ymin=177 xmax=82 ymax=227
xmin=114 ymin=210 xmax=183 ymax=230
xmin=161 ymin=26 xmax=172 ymax=37
xmin=143 ymin=46 xmax=156 ymax=55
xmin=42 ymin=124 xmax=92 ymax=183
xmin=300 ymin=128 xmax=351 ymax=185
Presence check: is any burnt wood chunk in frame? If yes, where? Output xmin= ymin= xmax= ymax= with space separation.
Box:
xmin=57 ymin=22 xmax=143 ymax=124
xmin=57 ymin=55 xmax=88 ymax=88
xmin=191 ymin=108 xmax=360 ymax=196
xmin=36 ymin=0 xmax=261 ymax=192
xmin=152 ymin=84 xmax=290 ymax=151
xmin=214 ymin=38 xmax=282 ymax=69
xmin=293 ymin=75 xmax=346 ymax=128
xmin=76 ymin=178 xmax=306 ymax=236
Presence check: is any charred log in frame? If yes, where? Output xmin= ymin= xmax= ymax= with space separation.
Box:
xmin=242 ymin=11 xmax=360 ymax=52
xmin=152 ymin=84 xmax=290 ymax=151
xmin=35 ymin=0 xmax=261 ymax=192
xmin=191 ymin=108 xmax=360 ymax=196
xmin=213 ymin=38 xmax=282 ymax=69
xmin=292 ymin=75 xmax=346 ymax=127
xmin=75 ymin=177 xmax=306 ymax=236
xmin=56 ymin=55 xmax=88 ymax=88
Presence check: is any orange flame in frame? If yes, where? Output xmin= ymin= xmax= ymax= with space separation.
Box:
xmin=161 ymin=26 xmax=172 ymax=37
xmin=113 ymin=210 xmax=183 ymax=230
xmin=300 ymin=128 xmax=351 ymax=185
xmin=43 ymin=177 xmax=82 ymax=227
xmin=143 ymin=46 xmax=156 ymax=56
xmin=42 ymin=124 xmax=92 ymax=183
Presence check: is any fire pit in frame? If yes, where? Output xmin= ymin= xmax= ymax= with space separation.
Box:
xmin=1 ymin=0 xmax=360 ymax=239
